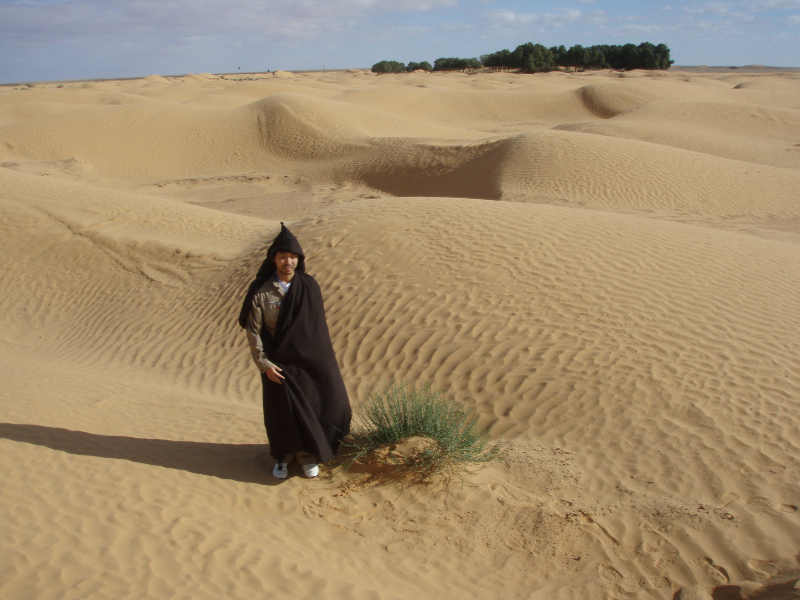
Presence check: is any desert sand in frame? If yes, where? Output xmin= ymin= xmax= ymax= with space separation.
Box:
xmin=1 ymin=67 xmax=799 ymax=600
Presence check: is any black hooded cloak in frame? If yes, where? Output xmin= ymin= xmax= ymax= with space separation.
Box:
xmin=238 ymin=224 xmax=351 ymax=463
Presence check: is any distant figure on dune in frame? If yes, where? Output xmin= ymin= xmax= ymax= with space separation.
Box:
xmin=238 ymin=223 xmax=351 ymax=479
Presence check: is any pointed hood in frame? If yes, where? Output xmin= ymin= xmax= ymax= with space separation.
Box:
xmin=239 ymin=223 xmax=306 ymax=329
xmin=256 ymin=222 xmax=306 ymax=279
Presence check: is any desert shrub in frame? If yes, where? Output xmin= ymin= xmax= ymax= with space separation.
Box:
xmin=594 ymin=42 xmax=672 ymax=70
xmin=512 ymin=43 xmax=555 ymax=73
xmin=433 ymin=57 xmax=482 ymax=71
xmin=343 ymin=380 xmax=503 ymax=481
xmin=484 ymin=41 xmax=671 ymax=72
xmin=406 ymin=61 xmax=432 ymax=72
xmin=481 ymin=49 xmax=513 ymax=70
xmin=372 ymin=60 xmax=406 ymax=74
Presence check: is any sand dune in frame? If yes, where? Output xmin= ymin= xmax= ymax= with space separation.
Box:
xmin=0 ymin=85 xmax=159 ymax=107
xmin=0 ymin=93 xmax=484 ymax=179
xmin=143 ymin=74 xmax=171 ymax=84
xmin=731 ymin=76 xmax=800 ymax=90
xmin=495 ymin=131 xmax=800 ymax=219
xmin=333 ymin=85 xmax=600 ymax=128
xmin=1 ymin=69 xmax=799 ymax=600
xmin=555 ymin=101 xmax=800 ymax=169
xmin=575 ymin=79 xmax=731 ymax=118
xmin=0 ymin=101 xmax=92 ymax=125
xmin=5 ymin=85 xmax=798 ymax=235
xmin=0 ymin=101 xmax=274 ymax=179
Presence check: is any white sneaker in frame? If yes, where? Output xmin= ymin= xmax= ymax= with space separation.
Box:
xmin=302 ymin=464 xmax=319 ymax=478
xmin=272 ymin=462 xmax=288 ymax=479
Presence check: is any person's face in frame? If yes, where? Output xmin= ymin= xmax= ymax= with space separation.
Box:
xmin=274 ymin=251 xmax=299 ymax=277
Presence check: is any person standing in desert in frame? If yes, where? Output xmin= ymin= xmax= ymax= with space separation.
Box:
xmin=238 ymin=223 xmax=351 ymax=479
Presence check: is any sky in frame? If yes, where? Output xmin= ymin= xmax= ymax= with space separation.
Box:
xmin=1 ymin=0 xmax=799 ymax=83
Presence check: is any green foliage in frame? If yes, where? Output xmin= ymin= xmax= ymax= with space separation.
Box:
xmin=481 ymin=49 xmax=513 ymax=69
xmin=549 ymin=45 xmax=568 ymax=68
xmin=406 ymin=61 xmax=433 ymax=72
xmin=373 ymin=40 xmax=671 ymax=77
xmin=506 ymin=41 xmax=671 ymax=72
xmin=554 ymin=42 xmax=670 ymax=71
xmin=655 ymin=44 xmax=674 ymax=70
xmin=586 ymin=47 xmax=609 ymax=70
xmin=433 ymin=57 xmax=482 ymax=71
xmin=343 ymin=380 xmax=504 ymax=481
xmin=371 ymin=60 xmax=406 ymax=74
xmin=567 ymin=44 xmax=589 ymax=71
xmin=594 ymin=42 xmax=672 ymax=70
xmin=512 ymin=42 xmax=554 ymax=73
xmin=621 ymin=43 xmax=640 ymax=70
xmin=550 ymin=44 xmax=610 ymax=71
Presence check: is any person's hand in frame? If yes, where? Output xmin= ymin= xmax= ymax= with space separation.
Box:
xmin=265 ymin=365 xmax=285 ymax=385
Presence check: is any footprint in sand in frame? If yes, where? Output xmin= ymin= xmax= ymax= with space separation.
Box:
xmin=599 ymin=564 xmax=623 ymax=583
xmin=598 ymin=564 xmax=648 ymax=593
xmin=748 ymin=559 xmax=779 ymax=578
xmin=690 ymin=557 xmax=729 ymax=584
xmin=747 ymin=497 xmax=796 ymax=516
xmin=656 ymin=557 xmax=674 ymax=569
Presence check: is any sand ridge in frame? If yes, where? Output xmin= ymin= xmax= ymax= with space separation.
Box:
xmin=1 ymin=69 xmax=799 ymax=600
xmin=555 ymin=100 xmax=800 ymax=169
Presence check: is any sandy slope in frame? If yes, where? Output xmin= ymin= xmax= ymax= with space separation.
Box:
xmin=556 ymin=100 xmax=800 ymax=169
xmin=1 ymin=69 xmax=799 ymax=600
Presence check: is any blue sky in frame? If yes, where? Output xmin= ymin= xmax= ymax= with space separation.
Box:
xmin=1 ymin=0 xmax=799 ymax=83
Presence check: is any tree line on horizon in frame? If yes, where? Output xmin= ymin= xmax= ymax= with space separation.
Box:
xmin=372 ymin=42 xmax=673 ymax=74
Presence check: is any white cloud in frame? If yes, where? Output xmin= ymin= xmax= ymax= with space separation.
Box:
xmin=730 ymin=11 xmax=757 ymax=22
xmin=390 ymin=0 xmax=458 ymax=10
xmin=439 ymin=20 xmax=475 ymax=31
xmin=560 ymin=9 xmax=582 ymax=21
xmin=749 ymin=0 xmax=800 ymax=10
xmin=684 ymin=2 xmax=731 ymax=16
xmin=361 ymin=23 xmax=434 ymax=44
xmin=584 ymin=10 xmax=650 ymax=26
xmin=663 ymin=5 xmax=674 ymax=10
xmin=483 ymin=7 xmax=582 ymax=29
xmin=0 ymin=0 xmax=458 ymax=46
xmin=617 ymin=23 xmax=671 ymax=34
xmin=585 ymin=9 xmax=609 ymax=23
xmin=786 ymin=13 xmax=800 ymax=22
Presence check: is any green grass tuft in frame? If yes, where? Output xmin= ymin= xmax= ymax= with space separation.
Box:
xmin=342 ymin=380 xmax=504 ymax=481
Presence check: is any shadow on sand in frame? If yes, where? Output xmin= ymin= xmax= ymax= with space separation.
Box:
xmin=0 ymin=423 xmax=281 ymax=485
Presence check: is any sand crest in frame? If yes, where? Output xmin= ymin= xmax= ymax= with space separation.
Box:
xmin=1 ymin=69 xmax=799 ymax=600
